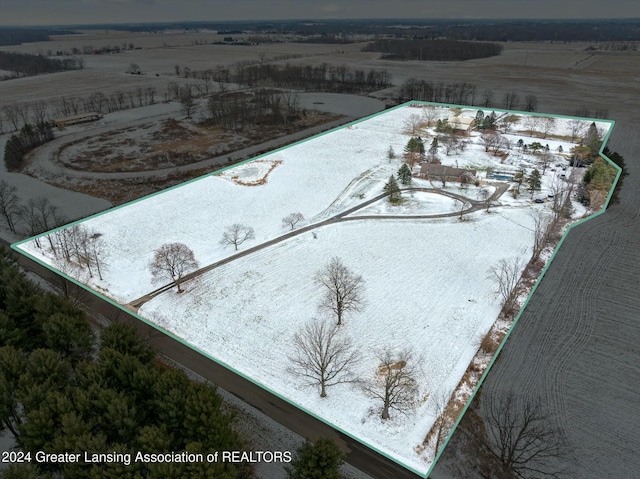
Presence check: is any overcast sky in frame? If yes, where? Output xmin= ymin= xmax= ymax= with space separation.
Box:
xmin=1 ymin=0 xmax=639 ymax=26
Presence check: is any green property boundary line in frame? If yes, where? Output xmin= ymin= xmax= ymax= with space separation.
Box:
xmin=10 ymin=100 xmax=618 ymax=479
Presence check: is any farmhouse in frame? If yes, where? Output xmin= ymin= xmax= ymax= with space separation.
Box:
xmin=420 ymin=163 xmax=477 ymax=183
xmin=53 ymin=112 xmax=103 ymax=128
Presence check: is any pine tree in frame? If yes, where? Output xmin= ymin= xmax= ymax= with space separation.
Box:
xmin=397 ymin=163 xmax=412 ymax=185
xmin=429 ymin=138 xmax=439 ymax=159
xmin=527 ymin=169 xmax=542 ymax=197
xmin=383 ymin=175 xmax=401 ymax=202
xmin=286 ymin=438 xmax=345 ymax=479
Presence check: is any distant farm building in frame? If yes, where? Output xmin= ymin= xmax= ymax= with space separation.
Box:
xmin=53 ymin=112 xmax=103 ymax=128
xmin=420 ymin=164 xmax=477 ymax=183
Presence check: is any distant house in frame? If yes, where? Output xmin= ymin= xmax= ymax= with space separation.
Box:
xmin=450 ymin=116 xmax=475 ymax=133
xmin=420 ymin=163 xmax=477 ymax=183
xmin=53 ymin=112 xmax=102 ymax=128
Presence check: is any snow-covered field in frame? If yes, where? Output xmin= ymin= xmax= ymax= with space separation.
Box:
xmin=15 ymin=103 xmax=612 ymax=476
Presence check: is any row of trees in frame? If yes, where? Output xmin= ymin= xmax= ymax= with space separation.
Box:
xmin=363 ymin=39 xmax=503 ymax=61
xmin=0 ymin=51 xmax=83 ymax=80
xmin=218 ymin=62 xmax=392 ymax=93
xmin=0 ymin=86 xmax=158 ymax=133
xmin=0 ymin=248 xmax=252 ymax=479
xmin=4 ymin=121 xmax=54 ymax=170
xmin=0 ymin=181 xmax=65 ymax=237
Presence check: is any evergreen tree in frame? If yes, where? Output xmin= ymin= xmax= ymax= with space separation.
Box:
xmin=482 ymin=111 xmax=497 ymax=130
xmin=286 ymin=438 xmax=345 ymax=479
xmin=383 ymin=175 xmax=401 ymax=202
xmin=584 ymin=122 xmax=602 ymax=157
xmin=475 ymin=110 xmax=485 ymax=128
xmin=527 ymin=169 xmax=542 ymax=197
xmin=514 ymin=168 xmax=526 ymax=193
xmin=429 ymin=138 xmax=439 ymax=159
xmin=100 ymin=323 xmax=155 ymax=365
xmin=397 ymin=163 xmax=413 ymax=185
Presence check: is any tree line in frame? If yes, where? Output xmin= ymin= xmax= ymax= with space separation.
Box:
xmin=4 ymin=122 xmax=54 ymax=170
xmin=0 ymin=248 xmax=253 ymax=479
xmin=0 ymin=85 xmax=158 ymax=134
xmin=363 ymin=39 xmax=503 ymax=61
xmin=0 ymin=181 xmax=66 ymax=237
xmin=217 ymin=63 xmax=392 ymax=93
xmin=0 ymin=51 xmax=84 ymax=80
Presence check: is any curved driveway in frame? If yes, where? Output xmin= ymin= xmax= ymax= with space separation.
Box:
xmin=128 ymin=183 xmax=509 ymax=309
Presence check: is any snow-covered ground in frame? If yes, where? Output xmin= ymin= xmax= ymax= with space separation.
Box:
xmin=14 ymin=103 xmax=612 ymax=476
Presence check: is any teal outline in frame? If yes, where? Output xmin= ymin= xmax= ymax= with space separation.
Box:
xmin=10 ymin=101 xmax=618 ymax=478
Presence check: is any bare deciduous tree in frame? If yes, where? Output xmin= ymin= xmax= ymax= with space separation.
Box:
xmin=363 ymin=348 xmax=420 ymax=420
xmin=422 ymin=105 xmax=439 ymax=126
xmin=487 ymin=257 xmax=525 ymax=317
xmin=523 ymin=115 xmax=541 ymax=137
xmin=567 ymin=119 xmax=586 ymax=143
xmin=503 ymin=91 xmax=519 ymax=110
xmin=288 ymin=319 xmax=360 ymax=398
xmin=21 ymin=197 xmax=66 ymax=250
xmin=446 ymin=389 xmax=570 ymax=479
xmin=31 ymin=100 xmax=48 ymax=124
xmin=429 ymin=390 xmax=454 ymax=457
xmin=282 ymin=212 xmax=305 ymax=230
xmin=179 ymin=85 xmax=197 ymax=118
xmin=480 ymin=132 xmax=501 ymax=153
xmin=531 ymin=210 xmax=552 ymax=262
xmin=479 ymin=187 xmax=492 ymax=212
xmin=524 ymin=94 xmax=538 ymax=112
xmin=315 ymin=257 xmax=365 ymax=326
xmin=481 ymin=89 xmax=494 ymax=108
xmin=150 ymin=242 xmax=199 ymax=293
xmin=2 ymin=104 xmax=21 ymax=131
xmin=0 ymin=180 xmax=21 ymax=233
xmin=541 ymin=117 xmax=556 ymax=139
xmin=404 ymin=113 xmax=423 ymax=136
xmin=220 ymin=224 xmax=255 ymax=251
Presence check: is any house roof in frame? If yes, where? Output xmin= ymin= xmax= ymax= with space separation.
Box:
xmin=450 ymin=117 xmax=475 ymax=129
xmin=420 ymin=164 xmax=477 ymax=177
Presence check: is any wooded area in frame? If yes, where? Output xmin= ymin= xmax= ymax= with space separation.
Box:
xmin=0 ymin=249 xmax=252 ymax=479
xmin=222 ymin=63 xmax=392 ymax=93
xmin=0 ymin=52 xmax=83 ymax=80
